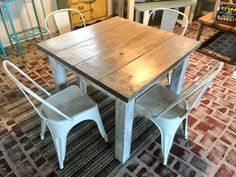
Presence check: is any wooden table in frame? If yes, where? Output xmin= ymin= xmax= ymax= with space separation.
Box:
xmin=196 ymin=12 xmax=236 ymax=40
xmin=37 ymin=17 xmax=200 ymax=163
xmin=118 ymin=0 xmax=196 ymax=24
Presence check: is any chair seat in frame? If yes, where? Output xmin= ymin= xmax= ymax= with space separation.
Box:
xmin=135 ymin=85 xmax=188 ymax=120
xmin=41 ymin=85 xmax=96 ymax=121
xmin=135 ymin=0 xmax=196 ymax=11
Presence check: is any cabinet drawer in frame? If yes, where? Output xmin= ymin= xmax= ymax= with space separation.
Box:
xmin=70 ymin=2 xmax=90 ymax=12
xmin=70 ymin=0 xmax=95 ymax=5
xmin=71 ymin=10 xmax=91 ymax=27
xmin=91 ymin=0 xmax=107 ymax=19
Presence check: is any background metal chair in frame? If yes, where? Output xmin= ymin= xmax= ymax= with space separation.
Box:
xmin=3 ymin=60 xmax=108 ymax=169
xmin=147 ymin=8 xmax=189 ymax=85
xmin=147 ymin=8 xmax=189 ymax=37
xmin=45 ymin=8 xmax=86 ymax=38
xmin=135 ymin=62 xmax=223 ymax=165
xmin=44 ymin=8 xmax=87 ymax=92
xmin=0 ymin=40 xmax=8 ymax=60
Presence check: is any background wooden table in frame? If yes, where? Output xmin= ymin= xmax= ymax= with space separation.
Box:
xmin=196 ymin=12 xmax=236 ymax=40
xmin=38 ymin=17 xmax=200 ymax=163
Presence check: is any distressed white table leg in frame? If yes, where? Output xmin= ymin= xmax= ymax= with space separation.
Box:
xmin=177 ymin=6 xmax=191 ymax=27
xmin=128 ymin=0 xmax=135 ymax=21
xmin=170 ymin=56 xmax=189 ymax=94
xmin=79 ymin=76 xmax=87 ymax=94
xmin=189 ymin=6 xmax=195 ymax=24
xmin=143 ymin=10 xmax=149 ymax=25
xmin=115 ymin=98 xmax=135 ymax=163
xmin=48 ymin=56 xmax=67 ymax=90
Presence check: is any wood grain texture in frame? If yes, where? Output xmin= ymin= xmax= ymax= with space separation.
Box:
xmin=56 ymin=20 xmax=160 ymax=66
xmin=37 ymin=17 xmax=127 ymax=54
xmin=38 ymin=16 xmax=201 ymax=102
xmin=101 ymin=35 xmax=200 ymax=101
xmin=75 ymin=29 xmax=174 ymax=80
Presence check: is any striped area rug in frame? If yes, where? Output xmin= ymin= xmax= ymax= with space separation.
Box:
xmin=4 ymin=85 xmax=160 ymax=177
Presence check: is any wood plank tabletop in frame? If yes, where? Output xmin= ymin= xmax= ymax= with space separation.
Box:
xmin=38 ymin=17 xmax=127 ymax=54
xmin=101 ymin=35 xmax=200 ymax=101
xmin=38 ymin=16 xmax=201 ymax=102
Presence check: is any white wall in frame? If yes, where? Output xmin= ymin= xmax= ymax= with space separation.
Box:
xmin=0 ymin=0 xmax=58 ymax=47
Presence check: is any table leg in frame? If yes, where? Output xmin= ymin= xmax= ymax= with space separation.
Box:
xmin=48 ymin=56 xmax=67 ymax=90
xmin=135 ymin=10 xmax=140 ymax=22
xmin=118 ymin=0 xmax=124 ymax=17
xmin=78 ymin=76 xmax=87 ymax=94
xmin=196 ymin=23 xmax=203 ymax=41
xmin=188 ymin=5 xmax=196 ymax=24
xmin=143 ymin=10 xmax=149 ymax=25
xmin=128 ymin=0 xmax=135 ymax=21
xmin=115 ymin=98 xmax=135 ymax=163
xmin=170 ymin=56 xmax=189 ymax=94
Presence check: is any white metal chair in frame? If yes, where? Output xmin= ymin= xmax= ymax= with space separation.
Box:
xmin=148 ymin=8 xmax=189 ymax=37
xmin=45 ymin=8 xmax=86 ymax=38
xmin=45 ymin=8 xmax=86 ymax=92
xmin=135 ymin=62 xmax=223 ymax=165
xmin=147 ymin=8 xmax=189 ymax=85
xmin=2 ymin=60 xmax=108 ymax=169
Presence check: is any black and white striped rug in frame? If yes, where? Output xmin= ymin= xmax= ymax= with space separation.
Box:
xmin=4 ymin=85 xmax=160 ymax=177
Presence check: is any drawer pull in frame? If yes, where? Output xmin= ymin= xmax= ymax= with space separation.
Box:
xmin=80 ymin=16 xmax=85 ymax=20
xmin=79 ymin=5 xmax=84 ymax=10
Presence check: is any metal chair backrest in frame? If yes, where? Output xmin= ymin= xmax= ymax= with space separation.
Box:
xmin=45 ymin=8 xmax=86 ymax=38
xmin=154 ymin=62 xmax=224 ymax=118
xmin=2 ymin=60 xmax=72 ymax=121
xmin=149 ymin=8 xmax=189 ymax=36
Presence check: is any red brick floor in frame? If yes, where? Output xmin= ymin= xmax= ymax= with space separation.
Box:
xmin=0 ymin=21 xmax=236 ymax=177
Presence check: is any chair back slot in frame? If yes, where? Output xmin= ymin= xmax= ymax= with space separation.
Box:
xmin=44 ymin=8 xmax=86 ymax=38
xmin=154 ymin=62 xmax=223 ymax=118
xmin=2 ymin=60 xmax=72 ymax=121
xmin=149 ymin=8 xmax=189 ymax=36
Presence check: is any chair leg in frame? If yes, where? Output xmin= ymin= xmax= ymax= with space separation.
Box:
xmin=157 ymin=120 xmax=181 ymax=165
xmin=183 ymin=118 xmax=188 ymax=140
xmin=161 ymin=132 xmax=175 ymax=165
xmin=40 ymin=119 xmax=47 ymax=140
xmin=53 ymin=135 xmax=67 ymax=169
xmin=94 ymin=109 xmax=108 ymax=142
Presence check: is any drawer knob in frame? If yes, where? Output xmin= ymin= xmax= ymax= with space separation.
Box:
xmin=79 ymin=5 xmax=84 ymax=10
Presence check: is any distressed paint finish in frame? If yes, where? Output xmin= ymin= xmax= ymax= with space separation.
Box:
xmin=48 ymin=56 xmax=67 ymax=90
xmin=115 ymin=98 xmax=135 ymax=163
